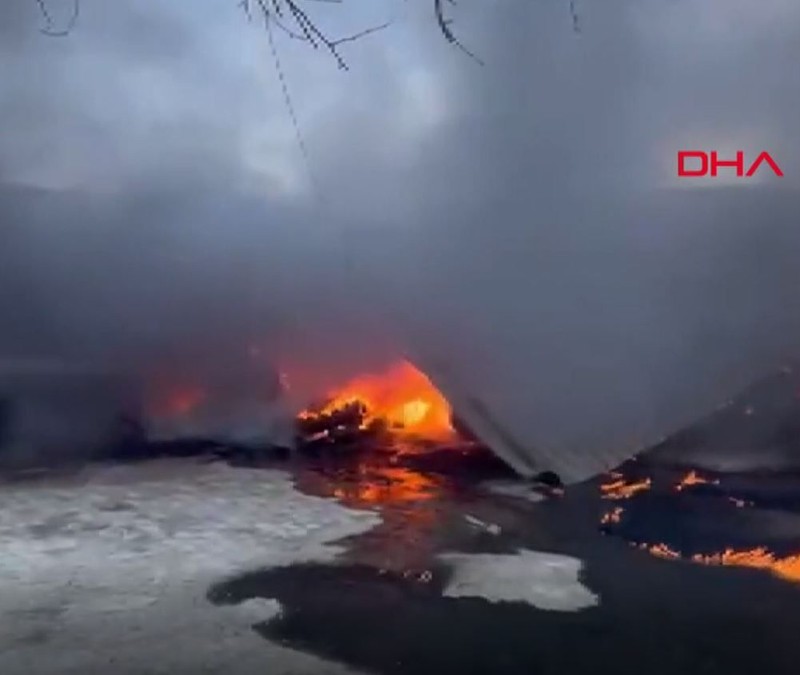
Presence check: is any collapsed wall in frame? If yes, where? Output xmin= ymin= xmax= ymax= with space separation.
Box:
xmin=0 ymin=359 xmax=137 ymax=469
xmin=411 ymin=354 xmax=640 ymax=485
xmin=414 ymin=353 xmax=794 ymax=485
xmin=144 ymin=396 xmax=295 ymax=450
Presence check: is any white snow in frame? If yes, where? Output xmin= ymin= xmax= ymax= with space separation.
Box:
xmin=0 ymin=459 xmax=377 ymax=675
xmin=438 ymin=549 xmax=599 ymax=612
xmin=0 ymin=457 xmax=602 ymax=673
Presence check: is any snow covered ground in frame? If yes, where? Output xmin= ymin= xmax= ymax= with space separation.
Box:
xmin=439 ymin=550 xmax=599 ymax=611
xmin=0 ymin=460 xmax=378 ymax=675
xmin=0 ymin=459 xmax=598 ymax=674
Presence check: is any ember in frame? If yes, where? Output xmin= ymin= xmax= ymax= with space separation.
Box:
xmin=600 ymin=506 xmax=624 ymax=525
xmin=297 ymin=360 xmax=456 ymax=446
xmin=600 ymin=476 xmax=652 ymax=500
xmin=640 ymin=542 xmax=681 ymax=560
xmin=675 ymin=470 xmax=719 ymax=492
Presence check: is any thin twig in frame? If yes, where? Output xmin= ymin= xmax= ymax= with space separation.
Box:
xmin=569 ymin=0 xmax=581 ymax=34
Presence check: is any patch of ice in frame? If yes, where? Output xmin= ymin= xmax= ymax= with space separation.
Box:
xmin=223 ymin=597 xmax=283 ymax=626
xmin=0 ymin=459 xmax=378 ymax=674
xmin=464 ymin=514 xmax=502 ymax=535
xmin=481 ymin=479 xmax=546 ymax=503
xmin=438 ymin=549 xmax=599 ymax=612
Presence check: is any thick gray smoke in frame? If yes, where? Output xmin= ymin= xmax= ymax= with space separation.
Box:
xmin=1 ymin=0 xmax=799 ymax=476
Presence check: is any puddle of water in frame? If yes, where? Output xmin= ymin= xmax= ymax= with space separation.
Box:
xmin=204 ymin=445 xmax=800 ymax=675
xmin=207 ymin=556 xmax=800 ymax=675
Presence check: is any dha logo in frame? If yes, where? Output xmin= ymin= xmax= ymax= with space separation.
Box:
xmin=677 ymin=151 xmax=783 ymax=178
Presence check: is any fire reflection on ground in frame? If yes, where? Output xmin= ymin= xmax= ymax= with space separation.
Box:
xmin=305 ymin=463 xmax=442 ymax=510
xmin=295 ymin=452 xmax=452 ymax=572
xmin=292 ymin=436 xmax=518 ymax=576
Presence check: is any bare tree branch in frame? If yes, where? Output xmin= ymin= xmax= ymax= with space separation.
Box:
xmin=241 ymin=0 xmax=391 ymax=70
xmin=33 ymin=1 xmax=581 ymax=60
xmin=433 ymin=0 xmax=483 ymax=65
xmin=35 ymin=0 xmax=80 ymax=37
xmin=569 ymin=0 xmax=581 ymax=34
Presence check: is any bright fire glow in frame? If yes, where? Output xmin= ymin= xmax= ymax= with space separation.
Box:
xmin=147 ymin=385 xmax=207 ymax=418
xmin=298 ymin=360 xmax=456 ymax=441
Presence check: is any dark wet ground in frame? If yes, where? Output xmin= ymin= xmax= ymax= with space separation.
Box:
xmin=203 ymin=442 xmax=800 ymax=675
xmin=7 ymin=367 xmax=800 ymax=674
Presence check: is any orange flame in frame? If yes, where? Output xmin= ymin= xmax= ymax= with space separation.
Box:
xmin=675 ymin=470 xmax=719 ymax=492
xmin=298 ymin=360 xmax=456 ymax=442
xmin=603 ymin=473 xmax=800 ymax=585
xmin=600 ymin=476 xmax=652 ymax=500
xmin=636 ymin=543 xmax=800 ymax=584
xmin=690 ymin=548 xmax=800 ymax=583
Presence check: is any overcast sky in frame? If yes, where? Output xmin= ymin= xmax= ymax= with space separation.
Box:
xmin=1 ymin=0 xmax=799 ymax=472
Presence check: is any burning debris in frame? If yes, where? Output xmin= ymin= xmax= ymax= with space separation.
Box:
xmin=633 ymin=543 xmax=800 ymax=584
xmin=690 ymin=548 xmax=800 ymax=583
xmin=674 ymin=470 xmax=719 ymax=492
xmin=598 ymin=464 xmax=800 ymax=587
xmin=639 ymin=542 xmax=681 ymax=560
xmin=599 ymin=475 xmax=652 ymax=500
xmin=294 ymin=360 xmax=458 ymax=450
xmin=296 ymin=400 xmax=378 ymax=448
